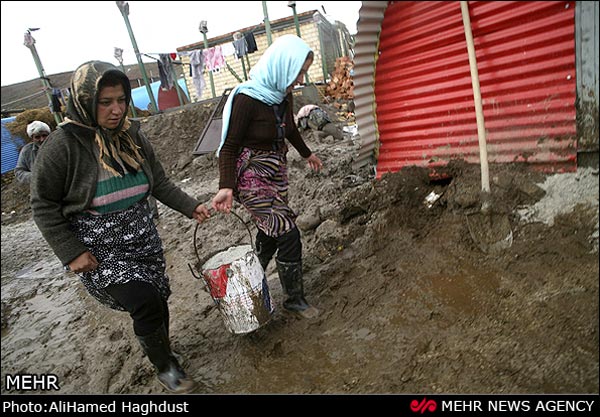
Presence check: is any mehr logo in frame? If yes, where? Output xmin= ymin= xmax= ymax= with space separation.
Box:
xmin=4 ymin=374 xmax=60 ymax=391
xmin=411 ymin=397 xmax=437 ymax=413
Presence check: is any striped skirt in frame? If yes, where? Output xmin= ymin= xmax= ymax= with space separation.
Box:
xmin=70 ymin=198 xmax=170 ymax=311
xmin=235 ymin=147 xmax=297 ymax=238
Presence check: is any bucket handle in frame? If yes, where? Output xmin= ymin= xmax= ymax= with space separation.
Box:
xmin=188 ymin=209 xmax=255 ymax=280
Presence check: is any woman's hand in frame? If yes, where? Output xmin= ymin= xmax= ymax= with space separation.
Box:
xmin=192 ymin=204 xmax=211 ymax=223
xmin=66 ymin=251 xmax=99 ymax=274
xmin=306 ymin=153 xmax=323 ymax=172
xmin=211 ymin=188 xmax=233 ymax=213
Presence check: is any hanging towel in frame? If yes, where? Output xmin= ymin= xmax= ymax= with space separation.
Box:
xmin=189 ymin=49 xmax=206 ymax=100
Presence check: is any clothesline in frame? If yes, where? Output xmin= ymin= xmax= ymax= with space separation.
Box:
xmin=122 ymin=27 xmax=261 ymax=58
xmin=140 ymin=53 xmax=159 ymax=61
xmin=178 ymin=28 xmax=259 ymax=54
xmin=1 ymin=90 xmax=46 ymax=107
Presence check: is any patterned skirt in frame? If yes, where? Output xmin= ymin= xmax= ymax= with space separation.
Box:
xmin=70 ymin=199 xmax=170 ymax=311
xmin=235 ymin=147 xmax=297 ymax=238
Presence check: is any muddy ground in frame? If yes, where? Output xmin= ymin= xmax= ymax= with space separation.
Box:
xmin=1 ymin=100 xmax=598 ymax=395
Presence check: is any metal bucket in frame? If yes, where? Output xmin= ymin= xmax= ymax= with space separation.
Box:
xmin=189 ymin=211 xmax=274 ymax=334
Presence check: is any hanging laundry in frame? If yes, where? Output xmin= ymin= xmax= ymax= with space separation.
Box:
xmin=203 ymin=46 xmax=225 ymax=72
xmin=232 ymin=38 xmax=248 ymax=59
xmin=232 ymin=31 xmax=247 ymax=59
xmin=221 ymin=42 xmax=236 ymax=57
xmin=189 ymin=49 xmax=206 ymax=100
xmin=51 ymin=88 xmax=63 ymax=113
xmin=158 ymin=54 xmax=174 ymax=90
xmin=244 ymin=32 xmax=258 ymax=53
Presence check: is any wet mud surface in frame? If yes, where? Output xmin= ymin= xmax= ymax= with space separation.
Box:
xmin=1 ymin=101 xmax=598 ymax=394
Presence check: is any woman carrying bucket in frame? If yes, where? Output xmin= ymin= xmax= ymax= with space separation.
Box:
xmin=31 ymin=61 xmax=211 ymax=394
xmin=211 ymin=35 xmax=322 ymax=319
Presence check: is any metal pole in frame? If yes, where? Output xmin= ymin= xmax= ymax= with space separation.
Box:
xmin=24 ymin=30 xmax=62 ymax=125
xmin=288 ymin=2 xmax=309 ymax=84
xmin=199 ymin=21 xmax=216 ymax=99
xmin=169 ymin=57 xmax=185 ymax=107
xmin=233 ymin=32 xmax=248 ymax=81
xmin=116 ymin=2 xmax=159 ymax=114
xmin=289 ymin=2 xmax=301 ymax=38
xmin=202 ymin=32 xmax=216 ymax=98
xmin=262 ymin=1 xmax=273 ymax=46
xmin=240 ymin=55 xmax=248 ymax=81
xmin=114 ymin=47 xmax=138 ymax=118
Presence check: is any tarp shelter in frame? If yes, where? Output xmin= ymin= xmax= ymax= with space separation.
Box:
xmin=1 ymin=117 xmax=25 ymax=174
xmin=131 ymin=78 xmax=190 ymax=112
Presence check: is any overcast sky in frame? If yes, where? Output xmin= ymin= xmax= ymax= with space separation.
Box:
xmin=1 ymin=1 xmax=362 ymax=86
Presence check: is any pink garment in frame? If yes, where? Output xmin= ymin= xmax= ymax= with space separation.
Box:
xmin=294 ymin=104 xmax=319 ymax=125
xmin=203 ymin=46 xmax=225 ymax=71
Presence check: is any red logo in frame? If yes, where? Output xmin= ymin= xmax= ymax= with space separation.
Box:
xmin=203 ymin=263 xmax=231 ymax=298
xmin=411 ymin=398 xmax=437 ymax=413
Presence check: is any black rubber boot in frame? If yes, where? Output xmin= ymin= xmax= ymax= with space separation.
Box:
xmin=136 ymin=325 xmax=196 ymax=394
xmin=163 ymin=301 xmax=184 ymax=364
xmin=256 ymin=231 xmax=277 ymax=272
xmin=275 ymin=259 xmax=319 ymax=319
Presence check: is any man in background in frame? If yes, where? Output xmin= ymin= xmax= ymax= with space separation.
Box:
xmin=15 ymin=120 xmax=52 ymax=185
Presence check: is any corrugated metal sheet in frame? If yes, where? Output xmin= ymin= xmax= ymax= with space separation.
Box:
xmin=352 ymin=1 xmax=389 ymax=171
xmin=575 ymin=0 xmax=599 ymax=152
xmin=374 ymin=1 xmax=577 ymax=177
xmin=1 ymin=117 xmax=25 ymax=174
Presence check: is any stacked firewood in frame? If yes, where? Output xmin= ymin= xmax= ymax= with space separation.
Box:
xmin=325 ymin=57 xmax=354 ymax=100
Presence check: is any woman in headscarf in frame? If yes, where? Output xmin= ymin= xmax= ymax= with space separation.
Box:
xmin=211 ymin=35 xmax=323 ymax=319
xmin=31 ymin=61 xmax=210 ymax=394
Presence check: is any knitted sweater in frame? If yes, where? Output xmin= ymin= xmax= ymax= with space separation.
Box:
xmin=31 ymin=120 xmax=200 ymax=265
xmin=218 ymin=93 xmax=312 ymax=189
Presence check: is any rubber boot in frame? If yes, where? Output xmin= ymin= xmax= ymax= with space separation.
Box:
xmin=136 ymin=325 xmax=196 ymax=394
xmin=275 ymin=259 xmax=319 ymax=319
xmin=163 ymin=318 xmax=183 ymax=365
xmin=256 ymin=232 xmax=277 ymax=272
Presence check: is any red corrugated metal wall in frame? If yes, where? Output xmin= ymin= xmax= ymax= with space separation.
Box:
xmin=374 ymin=1 xmax=577 ymax=177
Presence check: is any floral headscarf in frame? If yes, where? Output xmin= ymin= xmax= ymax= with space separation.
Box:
xmin=64 ymin=60 xmax=143 ymax=176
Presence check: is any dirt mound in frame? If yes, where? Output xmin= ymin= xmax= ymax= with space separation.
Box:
xmin=1 ymin=100 xmax=598 ymax=395
xmin=5 ymin=108 xmax=57 ymax=144
xmin=1 ymin=172 xmax=31 ymax=225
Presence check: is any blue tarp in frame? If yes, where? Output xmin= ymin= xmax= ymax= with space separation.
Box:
xmin=1 ymin=117 xmax=26 ymax=174
xmin=131 ymin=78 xmax=189 ymax=111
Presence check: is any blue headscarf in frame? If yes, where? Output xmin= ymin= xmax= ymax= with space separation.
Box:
xmin=217 ymin=34 xmax=312 ymax=156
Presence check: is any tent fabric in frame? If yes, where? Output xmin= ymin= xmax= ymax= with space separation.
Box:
xmin=1 ymin=117 xmax=26 ymax=174
xmin=130 ymin=79 xmax=189 ymax=112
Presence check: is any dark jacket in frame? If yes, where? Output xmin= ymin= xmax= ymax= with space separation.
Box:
xmin=14 ymin=142 xmax=40 ymax=184
xmin=31 ymin=120 xmax=200 ymax=265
